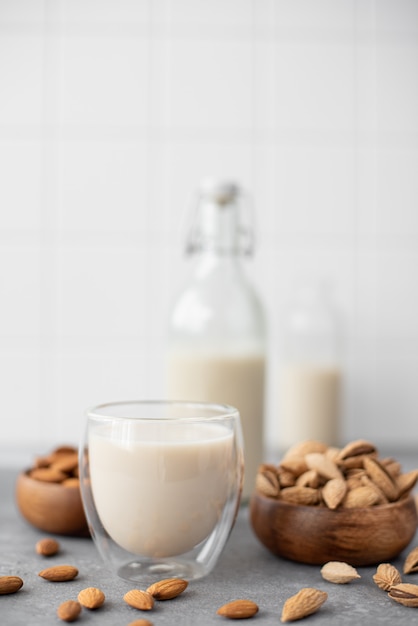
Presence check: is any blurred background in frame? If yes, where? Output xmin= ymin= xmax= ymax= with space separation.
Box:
xmin=1 ymin=0 xmax=417 ymax=464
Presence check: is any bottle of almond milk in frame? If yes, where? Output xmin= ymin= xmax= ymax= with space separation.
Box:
xmin=165 ymin=179 xmax=266 ymax=501
xmin=278 ymin=281 xmax=342 ymax=451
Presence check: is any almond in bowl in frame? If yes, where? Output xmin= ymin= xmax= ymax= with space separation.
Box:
xmin=250 ymin=439 xmax=418 ymax=566
xmin=15 ymin=445 xmax=89 ymax=537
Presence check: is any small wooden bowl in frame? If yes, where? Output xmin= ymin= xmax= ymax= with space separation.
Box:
xmin=250 ymin=492 xmax=417 ymax=566
xmin=16 ymin=471 xmax=89 ymax=537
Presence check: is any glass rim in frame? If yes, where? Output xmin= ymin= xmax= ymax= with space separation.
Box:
xmin=85 ymin=399 xmax=240 ymax=423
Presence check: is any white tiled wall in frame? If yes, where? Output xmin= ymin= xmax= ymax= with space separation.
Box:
xmin=1 ymin=0 xmax=417 ymax=462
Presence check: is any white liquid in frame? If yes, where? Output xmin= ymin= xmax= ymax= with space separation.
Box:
xmin=89 ymin=422 xmax=235 ymax=558
xmin=166 ymin=353 xmax=265 ymax=500
xmin=279 ymin=364 xmax=341 ymax=449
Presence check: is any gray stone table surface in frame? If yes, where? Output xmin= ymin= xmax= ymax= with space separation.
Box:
xmin=1 ymin=456 xmax=418 ymax=626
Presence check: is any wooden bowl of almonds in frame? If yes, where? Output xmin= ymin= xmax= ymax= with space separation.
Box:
xmin=250 ymin=439 xmax=418 ymax=566
xmin=15 ymin=445 xmax=89 ymax=537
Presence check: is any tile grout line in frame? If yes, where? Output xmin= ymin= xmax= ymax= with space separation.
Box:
xmin=38 ymin=0 xmax=62 ymax=445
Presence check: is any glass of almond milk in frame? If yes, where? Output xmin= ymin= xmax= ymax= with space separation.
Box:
xmin=79 ymin=400 xmax=244 ymax=582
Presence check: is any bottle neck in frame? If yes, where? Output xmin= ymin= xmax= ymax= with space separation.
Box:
xmin=186 ymin=182 xmax=253 ymax=257
xmin=187 ymin=198 xmax=240 ymax=255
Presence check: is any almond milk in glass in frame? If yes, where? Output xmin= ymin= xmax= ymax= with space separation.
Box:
xmin=166 ymin=180 xmax=266 ymax=501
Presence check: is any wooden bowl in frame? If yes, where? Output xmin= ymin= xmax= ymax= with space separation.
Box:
xmin=16 ymin=471 xmax=89 ymax=537
xmin=249 ymin=492 xmax=417 ymax=566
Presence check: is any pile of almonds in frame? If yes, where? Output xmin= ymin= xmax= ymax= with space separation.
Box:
xmin=256 ymin=438 xmax=418 ymax=509
xmin=28 ymin=445 xmax=80 ymax=487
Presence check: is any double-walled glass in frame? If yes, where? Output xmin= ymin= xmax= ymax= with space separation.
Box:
xmin=79 ymin=401 xmax=244 ymax=582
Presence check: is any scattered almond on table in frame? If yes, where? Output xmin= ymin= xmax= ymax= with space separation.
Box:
xmin=123 ymin=589 xmax=155 ymax=611
xmin=388 ymin=583 xmax=418 ymax=608
xmin=35 ymin=537 xmax=60 ymax=556
xmin=373 ymin=563 xmax=402 ymax=591
xmin=281 ymin=588 xmax=328 ymax=623
xmin=0 ymin=576 xmax=24 ymax=595
xmin=216 ymin=599 xmax=259 ymax=619
xmin=404 ymin=546 xmax=418 ymax=574
xmin=77 ymin=586 xmax=106 ymax=609
xmin=320 ymin=561 xmax=361 ymax=584
xmin=38 ymin=565 xmax=78 ymax=582
xmin=57 ymin=599 xmax=82 ymax=622
xmin=146 ymin=578 xmax=188 ymax=600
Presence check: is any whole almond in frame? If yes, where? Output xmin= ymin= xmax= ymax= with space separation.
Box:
xmin=78 ymin=587 xmax=105 ymax=609
xmin=51 ymin=453 xmax=79 ymax=474
xmin=381 ymin=457 xmax=402 ymax=477
xmin=127 ymin=620 xmax=154 ymax=626
xmin=342 ymin=485 xmax=381 ymax=508
xmin=281 ymin=588 xmax=327 ymax=622
xmin=277 ymin=467 xmax=296 ymax=488
xmin=388 ymin=583 xmax=418 ymax=607
xmin=38 ymin=565 xmax=78 ymax=582
xmin=336 ymin=439 xmax=376 ymax=461
xmin=397 ymin=470 xmax=418 ymax=497
xmin=0 ymin=576 xmax=24 ymax=595
xmin=322 ymin=478 xmax=347 ymax=509
xmin=216 ymin=599 xmax=259 ymax=619
xmin=280 ymin=456 xmax=308 ymax=478
xmin=345 ymin=468 xmax=366 ymax=490
xmin=124 ymin=589 xmax=155 ymax=611
xmin=338 ymin=454 xmax=371 ymax=471
xmin=363 ymin=456 xmax=399 ymax=502
xmin=296 ymin=470 xmax=322 ymax=489
xmin=360 ymin=474 xmax=388 ymax=505
xmin=373 ymin=563 xmax=402 ymax=591
xmin=256 ymin=465 xmax=280 ymax=498
xmin=36 ymin=537 xmax=60 ymax=556
xmin=404 ymin=546 xmax=418 ymax=575
xmin=320 ymin=561 xmax=361 ymax=584
xmin=57 ymin=600 xmax=82 ymax=622
xmin=280 ymin=486 xmax=320 ymax=506
xmin=146 ymin=578 xmax=188 ymax=600
xmin=305 ymin=453 xmax=343 ymax=481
